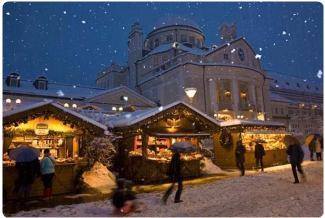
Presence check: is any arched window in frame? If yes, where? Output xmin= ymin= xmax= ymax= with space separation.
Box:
xmin=154 ymin=39 xmax=159 ymax=47
xmin=6 ymin=73 xmax=21 ymax=87
xmin=34 ymin=76 xmax=48 ymax=90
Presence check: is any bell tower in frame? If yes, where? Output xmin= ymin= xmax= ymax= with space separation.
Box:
xmin=219 ymin=23 xmax=237 ymax=43
xmin=128 ymin=22 xmax=143 ymax=90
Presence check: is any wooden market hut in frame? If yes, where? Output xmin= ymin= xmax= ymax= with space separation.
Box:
xmin=214 ymin=119 xmax=288 ymax=169
xmin=3 ymin=101 xmax=107 ymax=199
xmin=108 ymin=101 xmax=220 ymax=183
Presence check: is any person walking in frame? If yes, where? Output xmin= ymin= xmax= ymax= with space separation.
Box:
xmin=255 ymin=141 xmax=266 ymax=172
xmin=308 ymin=138 xmax=316 ymax=161
xmin=235 ymin=140 xmax=246 ymax=176
xmin=315 ymin=138 xmax=322 ymax=161
xmin=285 ymin=136 xmax=305 ymax=183
xmin=162 ymin=151 xmax=183 ymax=204
xmin=40 ymin=149 xmax=55 ymax=200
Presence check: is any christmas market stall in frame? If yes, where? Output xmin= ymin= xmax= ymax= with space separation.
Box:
xmin=214 ymin=119 xmax=288 ymax=169
xmin=107 ymin=101 xmax=220 ymax=183
xmin=3 ymin=101 xmax=107 ymax=199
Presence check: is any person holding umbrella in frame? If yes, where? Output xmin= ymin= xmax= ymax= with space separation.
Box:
xmin=284 ymin=135 xmax=305 ymax=183
xmin=10 ymin=144 xmax=41 ymax=204
xmin=162 ymin=141 xmax=194 ymax=204
xmin=235 ymin=140 xmax=246 ymax=176
xmin=254 ymin=140 xmax=266 ymax=172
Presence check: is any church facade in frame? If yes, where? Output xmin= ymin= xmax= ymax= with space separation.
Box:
xmin=94 ymin=17 xmax=323 ymax=139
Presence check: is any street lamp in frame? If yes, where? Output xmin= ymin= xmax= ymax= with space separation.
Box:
xmin=184 ymin=87 xmax=197 ymax=103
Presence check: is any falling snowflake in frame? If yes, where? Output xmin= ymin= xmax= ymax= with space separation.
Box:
xmin=304 ymin=20 xmax=307 ymax=23
xmin=259 ymin=47 xmax=263 ymax=51
xmin=81 ymin=20 xmax=86 ymax=24
xmin=44 ymin=68 xmax=48 ymax=71
xmin=73 ymin=85 xmax=77 ymax=88
xmin=6 ymin=12 xmax=10 ymax=16
xmin=255 ymin=54 xmax=262 ymax=59
xmin=282 ymin=31 xmax=287 ymax=35
xmin=226 ymin=43 xmax=230 ymax=46
xmin=231 ymin=48 xmax=236 ymax=53
xmin=317 ymin=70 xmax=323 ymax=79
xmin=56 ymin=90 xmax=65 ymax=97
xmin=238 ymin=6 xmax=243 ymax=10
xmin=63 ymin=10 xmax=67 ymax=14
xmin=122 ymin=26 xmax=125 ymax=30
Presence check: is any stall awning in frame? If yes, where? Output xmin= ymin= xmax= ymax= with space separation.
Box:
xmin=3 ymin=101 xmax=108 ymax=134
xmin=151 ymin=133 xmax=211 ymax=137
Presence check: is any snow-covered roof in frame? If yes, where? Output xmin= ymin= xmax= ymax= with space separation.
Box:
xmin=3 ymin=78 xmax=105 ymax=99
xmin=86 ymin=86 xmax=156 ymax=106
xmin=152 ymin=16 xmax=202 ymax=32
xmin=80 ymin=101 xmax=221 ymax=128
xmin=220 ymin=119 xmax=285 ymax=127
xmin=3 ymin=101 xmax=107 ymax=131
xmin=109 ymin=101 xmax=221 ymax=128
xmin=268 ymin=72 xmax=323 ymax=94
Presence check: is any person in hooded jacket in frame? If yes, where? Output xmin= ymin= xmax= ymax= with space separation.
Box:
xmin=286 ymin=137 xmax=305 ymax=184
xmin=235 ymin=140 xmax=246 ymax=176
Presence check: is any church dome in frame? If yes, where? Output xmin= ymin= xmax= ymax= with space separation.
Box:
xmin=153 ymin=16 xmax=202 ymax=32
xmin=145 ymin=16 xmax=205 ymax=51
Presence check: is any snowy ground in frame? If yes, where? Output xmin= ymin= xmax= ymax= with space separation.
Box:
xmin=13 ymin=161 xmax=323 ymax=217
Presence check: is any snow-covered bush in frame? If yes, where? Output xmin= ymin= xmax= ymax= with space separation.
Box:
xmin=84 ymin=136 xmax=117 ymax=169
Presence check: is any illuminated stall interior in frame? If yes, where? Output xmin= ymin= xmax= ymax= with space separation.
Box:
xmin=3 ymin=101 xmax=107 ymax=164
xmin=215 ymin=119 xmax=288 ymax=168
xmin=112 ymin=101 xmax=220 ymax=162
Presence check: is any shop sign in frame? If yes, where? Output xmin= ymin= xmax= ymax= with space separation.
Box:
xmin=35 ymin=123 xmax=49 ymax=135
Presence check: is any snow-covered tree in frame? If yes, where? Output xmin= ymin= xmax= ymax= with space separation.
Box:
xmin=84 ymin=136 xmax=117 ymax=169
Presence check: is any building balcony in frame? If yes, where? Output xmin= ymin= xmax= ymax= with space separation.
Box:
xmin=239 ymin=102 xmax=256 ymax=111
xmin=218 ymin=101 xmax=233 ymax=111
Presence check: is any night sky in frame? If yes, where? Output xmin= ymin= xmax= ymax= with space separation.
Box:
xmin=3 ymin=2 xmax=323 ymax=86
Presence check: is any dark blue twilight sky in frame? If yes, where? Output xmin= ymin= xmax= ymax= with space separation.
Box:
xmin=3 ymin=2 xmax=323 ymax=86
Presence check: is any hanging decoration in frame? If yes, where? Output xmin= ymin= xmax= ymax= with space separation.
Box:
xmin=219 ymin=128 xmax=233 ymax=149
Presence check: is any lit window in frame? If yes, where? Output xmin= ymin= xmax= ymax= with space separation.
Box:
xmin=118 ymin=107 xmax=123 ymax=111
xmin=64 ymin=103 xmax=69 ymax=108
xmin=15 ymin=99 xmax=21 ymax=104
xmin=5 ymin=98 xmax=11 ymax=104
xmin=112 ymin=106 xmax=117 ymax=111
xmin=72 ymin=103 xmax=77 ymax=108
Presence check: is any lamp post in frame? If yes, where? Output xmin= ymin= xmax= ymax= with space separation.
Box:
xmin=184 ymin=87 xmax=197 ymax=104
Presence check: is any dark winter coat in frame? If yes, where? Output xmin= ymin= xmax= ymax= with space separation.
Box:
xmin=168 ymin=152 xmax=181 ymax=180
xmin=287 ymin=144 xmax=304 ymax=164
xmin=309 ymin=139 xmax=316 ymax=152
xmin=235 ymin=143 xmax=246 ymax=163
xmin=254 ymin=143 xmax=265 ymax=159
xmin=14 ymin=158 xmax=40 ymax=193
